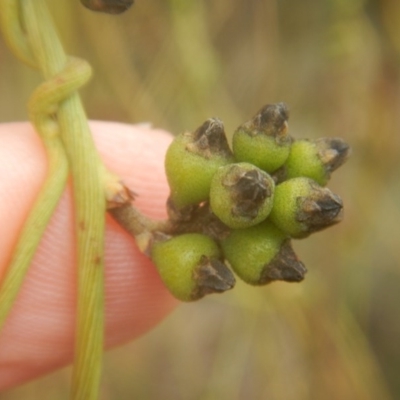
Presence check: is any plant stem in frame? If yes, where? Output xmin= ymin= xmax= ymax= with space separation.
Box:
xmin=0 ymin=94 xmax=68 ymax=331
xmin=0 ymin=0 xmax=35 ymax=67
xmin=109 ymin=201 xmax=232 ymax=244
xmin=0 ymin=1 xmax=108 ymax=399
xmin=21 ymin=2 xmax=106 ymax=399
xmin=0 ymin=0 xmax=70 ymax=331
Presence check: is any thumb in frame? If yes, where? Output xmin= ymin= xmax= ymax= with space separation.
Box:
xmin=0 ymin=121 xmax=178 ymax=391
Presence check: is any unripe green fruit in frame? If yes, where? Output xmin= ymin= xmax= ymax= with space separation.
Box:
xmin=285 ymin=138 xmax=351 ymax=186
xmin=165 ymin=118 xmax=234 ymax=211
xmin=210 ymin=163 xmax=275 ymax=229
xmin=221 ymin=221 xmax=306 ymax=285
xmin=151 ymin=233 xmax=235 ymax=301
xmin=269 ymin=177 xmax=343 ymax=238
xmin=232 ymin=103 xmax=292 ymax=172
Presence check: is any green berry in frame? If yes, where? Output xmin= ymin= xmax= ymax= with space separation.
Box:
xmin=221 ymin=220 xmax=306 ymax=285
xmin=151 ymin=233 xmax=235 ymax=301
xmin=165 ymin=118 xmax=234 ymax=213
xmin=269 ymin=177 xmax=343 ymax=238
xmin=285 ymin=138 xmax=351 ymax=186
xmin=232 ymin=103 xmax=292 ymax=172
xmin=210 ymin=163 xmax=275 ymax=229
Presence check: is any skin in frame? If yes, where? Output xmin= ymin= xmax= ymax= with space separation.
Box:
xmin=0 ymin=121 xmax=178 ymax=391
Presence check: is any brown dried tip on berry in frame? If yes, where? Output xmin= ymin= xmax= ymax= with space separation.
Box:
xmin=250 ymin=103 xmax=290 ymax=139
xmin=296 ymin=185 xmax=343 ymax=234
xmin=210 ymin=163 xmax=275 ymax=229
xmin=316 ymin=138 xmax=351 ymax=175
xmin=260 ymin=240 xmax=307 ymax=284
xmin=192 ymin=256 xmax=236 ymax=299
xmin=229 ymin=169 xmax=272 ymax=219
xmin=186 ymin=118 xmax=233 ymax=159
xmin=81 ymin=0 xmax=134 ymax=14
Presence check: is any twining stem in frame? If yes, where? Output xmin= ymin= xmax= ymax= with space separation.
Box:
xmin=22 ymin=2 xmax=106 ymax=399
xmin=0 ymin=1 xmax=107 ymax=399
xmin=0 ymin=2 xmax=69 ymax=330
xmin=0 ymin=85 xmax=69 ymax=331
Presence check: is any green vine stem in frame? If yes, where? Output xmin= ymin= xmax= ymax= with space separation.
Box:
xmin=0 ymin=0 xmax=35 ymax=67
xmin=23 ymin=3 xmax=105 ymax=399
xmin=0 ymin=1 xmax=114 ymax=398
xmin=0 ymin=59 xmax=70 ymax=331
xmin=0 ymin=4 xmax=68 ymax=326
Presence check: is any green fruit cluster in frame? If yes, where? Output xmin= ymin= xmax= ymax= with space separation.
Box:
xmin=153 ymin=103 xmax=350 ymax=300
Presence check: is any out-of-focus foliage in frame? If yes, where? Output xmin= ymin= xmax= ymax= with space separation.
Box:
xmin=1 ymin=0 xmax=400 ymax=399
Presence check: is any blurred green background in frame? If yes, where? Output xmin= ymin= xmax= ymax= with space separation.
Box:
xmin=1 ymin=0 xmax=400 ymax=399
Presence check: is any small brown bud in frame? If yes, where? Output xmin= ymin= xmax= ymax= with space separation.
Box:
xmin=316 ymin=137 xmax=351 ymax=174
xmin=260 ymin=240 xmax=307 ymax=284
xmin=81 ymin=0 xmax=134 ymax=14
xmin=296 ymin=186 xmax=343 ymax=234
xmin=186 ymin=118 xmax=232 ymax=159
xmin=249 ymin=103 xmax=290 ymax=141
xmin=192 ymin=256 xmax=236 ymax=299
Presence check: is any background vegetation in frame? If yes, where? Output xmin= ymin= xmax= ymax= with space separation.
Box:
xmin=1 ymin=0 xmax=400 ymax=398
